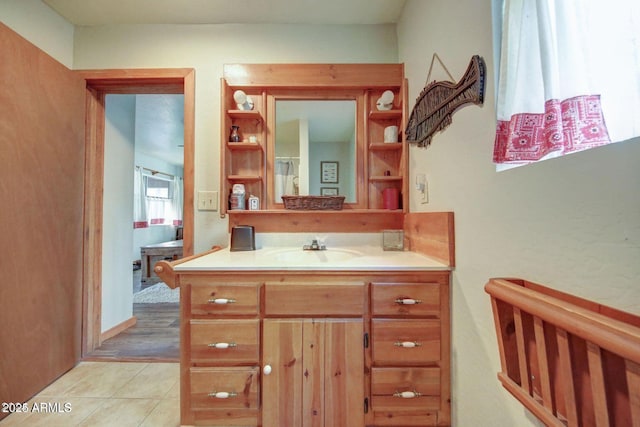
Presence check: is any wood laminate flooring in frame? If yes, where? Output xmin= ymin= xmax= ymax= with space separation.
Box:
xmin=85 ymin=303 xmax=179 ymax=362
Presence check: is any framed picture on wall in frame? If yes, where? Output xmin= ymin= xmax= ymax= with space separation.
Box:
xmin=320 ymin=187 xmax=339 ymax=196
xmin=320 ymin=161 xmax=339 ymax=184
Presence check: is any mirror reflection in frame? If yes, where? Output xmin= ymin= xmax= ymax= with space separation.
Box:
xmin=275 ymin=100 xmax=357 ymax=203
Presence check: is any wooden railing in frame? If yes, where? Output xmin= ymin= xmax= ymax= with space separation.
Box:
xmin=485 ymin=278 xmax=640 ymax=427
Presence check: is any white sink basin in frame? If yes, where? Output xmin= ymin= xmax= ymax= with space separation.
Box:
xmin=265 ymin=247 xmax=363 ymax=263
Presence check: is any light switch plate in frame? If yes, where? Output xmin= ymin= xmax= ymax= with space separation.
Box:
xmin=197 ymin=191 xmax=218 ymax=211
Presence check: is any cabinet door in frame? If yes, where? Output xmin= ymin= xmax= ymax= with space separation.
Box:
xmin=262 ymin=319 xmax=365 ymax=427
xmin=263 ymin=320 xmax=304 ymax=427
xmin=323 ymin=319 xmax=365 ymax=427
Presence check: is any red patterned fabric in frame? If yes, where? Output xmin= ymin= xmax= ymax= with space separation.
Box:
xmin=133 ymin=221 xmax=148 ymax=229
xmin=494 ymin=95 xmax=611 ymax=164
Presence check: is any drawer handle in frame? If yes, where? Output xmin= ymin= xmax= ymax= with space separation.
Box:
xmin=208 ymin=342 xmax=237 ymax=349
xmin=395 ymin=298 xmax=422 ymax=305
xmin=394 ymin=341 xmax=422 ymax=348
xmin=208 ymin=298 xmax=236 ymax=304
xmin=208 ymin=391 xmax=238 ymax=399
xmin=393 ymin=390 xmax=422 ymax=399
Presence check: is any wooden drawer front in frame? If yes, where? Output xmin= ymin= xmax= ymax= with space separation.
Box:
xmin=264 ymin=282 xmax=365 ymax=316
xmin=371 ymin=367 xmax=441 ymax=426
xmin=371 ymin=367 xmax=441 ymax=409
xmin=189 ymin=281 xmax=260 ymax=316
xmin=190 ymin=367 xmax=259 ymax=410
xmin=372 ymin=320 xmax=440 ymax=364
xmin=190 ymin=319 xmax=259 ymax=364
xmin=372 ymin=283 xmax=441 ymax=317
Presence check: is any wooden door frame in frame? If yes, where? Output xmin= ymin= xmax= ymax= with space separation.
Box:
xmin=79 ymin=68 xmax=195 ymax=355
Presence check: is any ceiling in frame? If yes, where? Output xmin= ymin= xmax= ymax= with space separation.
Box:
xmin=133 ymin=95 xmax=184 ymax=167
xmin=52 ymin=0 xmax=407 ymax=169
xmin=43 ymin=0 xmax=407 ymax=26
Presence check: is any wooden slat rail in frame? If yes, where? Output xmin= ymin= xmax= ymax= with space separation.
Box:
xmin=485 ymin=278 xmax=640 ymax=427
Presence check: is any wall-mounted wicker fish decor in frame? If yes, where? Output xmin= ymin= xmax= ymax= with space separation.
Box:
xmin=406 ymin=55 xmax=486 ymax=147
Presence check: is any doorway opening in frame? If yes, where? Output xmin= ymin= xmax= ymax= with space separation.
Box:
xmin=81 ymin=69 xmax=195 ymax=362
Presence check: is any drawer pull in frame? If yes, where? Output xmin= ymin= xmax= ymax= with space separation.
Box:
xmin=393 ymin=390 xmax=422 ymax=399
xmin=208 ymin=298 xmax=236 ymax=305
xmin=394 ymin=341 xmax=422 ymax=348
xmin=208 ymin=342 xmax=237 ymax=349
xmin=208 ymin=391 xmax=238 ymax=399
xmin=395 ymin=298 xmax=422 ymax=305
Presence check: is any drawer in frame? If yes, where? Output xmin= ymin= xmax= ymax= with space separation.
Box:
xmin=188 ymin=280 xmax=260 ymax=316
xmin=372 ymin=319 xmax=440 ymax=364
xmin=371 ymin=367 xmax=441 ymax=426
xmin=372 ymin=283 xmax=441 ymax=317
xmin=190 ymin=319 xmax=259 ymax=364
xmin=371 ymin=367 xmax=441 ymax=408
xmin=264 ymin=281 xmax=365 ymax=316
xmin=189 ymin=367 xmax=259 ymax=410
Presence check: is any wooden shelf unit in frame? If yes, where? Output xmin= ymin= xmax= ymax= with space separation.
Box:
xmin=220 ymin=80 xmax=267 ymax=215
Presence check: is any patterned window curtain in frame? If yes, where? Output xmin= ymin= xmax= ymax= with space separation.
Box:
xmin=493 ymin=0 xmax=640 ymax=167
xmin=133 ymin=167 xmax=148 ymax=228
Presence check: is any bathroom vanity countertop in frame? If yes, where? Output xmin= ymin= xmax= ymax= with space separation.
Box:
xmin=174 ymin=246 xmax=450 ymax=271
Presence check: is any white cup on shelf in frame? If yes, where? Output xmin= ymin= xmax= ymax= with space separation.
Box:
xmin=384 ymin=125 xmax=399 ymax=143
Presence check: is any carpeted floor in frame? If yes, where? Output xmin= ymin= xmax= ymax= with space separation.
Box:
xmin=133 ymin=283 xmax=180 ymax=304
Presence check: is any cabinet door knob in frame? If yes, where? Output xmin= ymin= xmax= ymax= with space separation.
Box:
xmin=395 ymin=298 xmax=422 ymax=305
xmin=208 ymin=342 xmax=237 ymax=349
xmin=394 ymin=341 xmax=422 ymax=348
xmin=208 ymin=298 xmax=236 ymax=304
xmin=263 ymin=364 xmax=272 ymax=375
xmin=393 ymin=390 xmax=422 ymax=399
xmin=208 ymin=391 xmax=237 ymax=399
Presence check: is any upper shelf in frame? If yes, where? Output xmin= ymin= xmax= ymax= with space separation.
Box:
xmin=369 ymin=110 xmax=403 ymax=120
xmin=227 ymin=110 xmax=263 ymax=120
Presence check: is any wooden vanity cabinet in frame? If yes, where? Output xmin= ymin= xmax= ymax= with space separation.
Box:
xmin=178 ymin=271 xmax=450 ymax=427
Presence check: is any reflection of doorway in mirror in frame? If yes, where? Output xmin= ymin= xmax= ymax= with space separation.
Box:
xmin=275 ymin=100 xmax=356 ymax=202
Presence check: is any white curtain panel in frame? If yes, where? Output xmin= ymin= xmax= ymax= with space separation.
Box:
xmin=133 ymin=167 xmax=148 ymax=228
xmin=171 ymin=176 xmax=183 ymax=226
xmin=493 ymin=0 xmax=640 ymax=166
xmin=275 ymin=160 xmax=296 ymax=203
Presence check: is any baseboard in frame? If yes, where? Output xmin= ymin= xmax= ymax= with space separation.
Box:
xmin=100 ymin=316 xmax=137 ymax=343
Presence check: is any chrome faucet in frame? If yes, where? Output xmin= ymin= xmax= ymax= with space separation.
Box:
xmin=303 ymin=239 xmax=326 ymax=251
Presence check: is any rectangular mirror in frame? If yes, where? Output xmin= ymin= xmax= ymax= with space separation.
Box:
xmin=274 ymin=100 xmax=357 ymax=204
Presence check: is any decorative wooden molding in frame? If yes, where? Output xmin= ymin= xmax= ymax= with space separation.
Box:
xmin=406 ymin=55 xmax=486 ymax=147
xmin=223 ymin=63 xmax=403 ymax=88
xmin=227 ymin=210 xmax=404 ymax=233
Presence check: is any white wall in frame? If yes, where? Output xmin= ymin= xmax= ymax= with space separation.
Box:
xmin=0 ymin=0 xmax=74 ymax=67
xmin=73 ymin=23 xmax=399 ymax=253
xmin=397 ymin=1 xmax=640 ymax=426
xmin=102 ymin=95 xmax=136 ymax=332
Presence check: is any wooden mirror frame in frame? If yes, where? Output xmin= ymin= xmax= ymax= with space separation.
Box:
xmin=267 ymin=90 xmax=366 ymax=210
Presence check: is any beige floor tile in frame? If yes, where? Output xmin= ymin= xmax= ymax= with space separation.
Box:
xmin=63 ymin=362 xmax=148 ymax=398
xmin=0 ymin=397 xmax=106 ymax=427
xmin=38 ymin=362 xmax=116 ymax=397
xmin=165 ymin=379 xmax=180 ymax=399
xmin=77 ymin=398 xmax=159 ymax=427
xmin=139 ymin=398 xmax=180 ymax=427
xmin=114 ymin=363 xmax=179 ymax=399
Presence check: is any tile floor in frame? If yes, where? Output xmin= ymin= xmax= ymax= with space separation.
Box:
xmin=0 ymin=361 xmax=180 ymax=427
